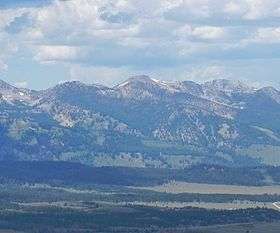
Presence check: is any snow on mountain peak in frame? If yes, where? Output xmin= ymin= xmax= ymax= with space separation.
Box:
xmin=116 ymin=76 xmax=180 ymax=93
xmin=0 ymin=79 xmax=35 ymax=104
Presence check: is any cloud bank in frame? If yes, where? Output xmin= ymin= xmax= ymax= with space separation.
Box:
xmin=1 ymin=0 xmax=280 ymax=88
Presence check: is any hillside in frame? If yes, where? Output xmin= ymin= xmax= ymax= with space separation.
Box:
xmin=1 ymin=76 xmax=280 ymax=167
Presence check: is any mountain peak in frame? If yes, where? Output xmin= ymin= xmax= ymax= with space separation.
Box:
xmin=257 ymin=86 xmax=280 ymax=103
xmin=56 ymin=80 xmax=86 ymax=89
xmin=203 ymin=79 xmax=253 ymax=93
xmin=51 ymin=80 xmax=109 ymax=92
xmin=116 ymin=75 xmax=154 ymax=87
xmin=129 ymin=75 xmax=152 ymax=82
xmin=0 ymin=79 xmax=17 ymax=91
xmin=0 ymin=79 xmax=36 ymax=104
xmin=258 ymin=86 xmax=278 ymax=93
xmin=116 ymin=75 xmax=177 ymax=89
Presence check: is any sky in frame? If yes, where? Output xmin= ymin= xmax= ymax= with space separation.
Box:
xmin=1 ymin=0 xmax=280 ymax=90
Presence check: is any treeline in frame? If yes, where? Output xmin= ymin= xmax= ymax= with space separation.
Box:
xmin=0 ymin=161 xmax=278 ymax=187
xmin=0 ymin=205 xmax=279 ymax=232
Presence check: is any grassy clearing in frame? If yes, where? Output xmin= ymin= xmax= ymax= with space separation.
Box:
xmin=137 ymin=181 xmax=280 ymax=195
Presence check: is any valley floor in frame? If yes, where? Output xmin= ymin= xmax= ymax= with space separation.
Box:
xmin=3 ymin=222 xmax=280 ymax=233
xmin=0 ymin=182 xmax=278 ymax=232
xmin=136 ymin=181 xmax=280 ymax=195
xmin=0 ymin=162 xmax=280 ymax=232
xmin=190 ymin=222 xmax=280 ymax=233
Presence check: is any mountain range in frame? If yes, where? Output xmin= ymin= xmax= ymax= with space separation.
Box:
xmin=1 ymin=75 xmax=280 ymax=168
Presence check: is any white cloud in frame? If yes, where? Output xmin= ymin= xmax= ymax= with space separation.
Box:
xmin=0 ymin=34 xmax=18 ymax=72
xmin=175 ymin=25 xmax=227 ymax=40
xmin=12 ymin=0 xmax=280 ymax=66
xmin=14 ymin=81 xmax=28 ymax=88
xmin=192 ymin=26 xmax=227 ymax=40
xmin=252 ymin=27 xmax=280 ymax=43
xmin=2 ymin=0 xmax=280 ymax=86
xmin=224 ymin=1 xmax=245 ymax=15
xmin=69 ymin=65 xmax=131 ymax=86
xmin=0 ymin=8 xmax=28 ymax=29
xmin=0 ymin=60 xmax=8 ymax=72
xmin=185 ymin=65 xmax=232 ymax=82
xmin=34 ymin=45 xmax=86 ymax=63
xmin=243 ymin=0 xmax=280 ymax=20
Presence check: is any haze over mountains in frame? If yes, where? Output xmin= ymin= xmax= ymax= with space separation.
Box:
xmin=1 ymin=75 xmax=280 ymax=168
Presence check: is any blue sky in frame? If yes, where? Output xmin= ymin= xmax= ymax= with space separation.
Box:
xmin=1 ymin=0 xmax=280 ymax=89
xmin=0 ymin=0 xmax=51 ymax=8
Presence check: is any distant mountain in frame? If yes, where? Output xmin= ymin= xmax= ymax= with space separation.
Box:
xmin=1 ymin=76 xmax=280 ymax=168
